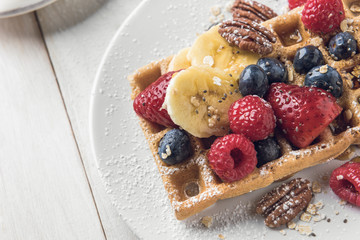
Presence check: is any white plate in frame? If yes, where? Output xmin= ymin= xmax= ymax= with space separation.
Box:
xmin=90 ymin=0 xmax=360 ymax=239
xmin=0 ymin=0 xmax=56 ymax=18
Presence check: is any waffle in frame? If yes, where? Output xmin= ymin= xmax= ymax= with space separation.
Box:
xmin=129 ymin=1 xmax=360 ymax=220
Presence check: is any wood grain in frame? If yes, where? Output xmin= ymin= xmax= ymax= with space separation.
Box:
xmin=0 ymin=13 xmax=105 ymax=240
xmin=36 ymin=0 xmax=142 ymax=239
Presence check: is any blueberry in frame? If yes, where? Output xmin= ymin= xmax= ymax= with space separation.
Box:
xmin=239 ymin=64 xmax=269 ymax=97
xmin=293 ymin=46 xmax=325 ymax=74
xmin=329 ymin=32 xmax=358 ymax=61
xmin=254 ymin=137 xmax=281 ymax=168
xmin=257 ymin=58 xmax=288 ymax=84
xmin=305 ymin=65 xmax=343 ymax=98
xmin=158 ymin=129 xmax=191 ymax=165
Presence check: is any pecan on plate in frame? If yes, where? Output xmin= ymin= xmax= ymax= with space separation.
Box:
xmin=218 ymin=18 xmax=276 ymax=55
xmin=256 ymin=178 xmax=313 ymax=228
xmin=231 ymin=0 xmax=278 ymax=23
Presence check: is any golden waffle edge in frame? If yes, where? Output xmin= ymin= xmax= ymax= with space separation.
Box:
xmin=129 ymin=2 xmax=360 ymax=220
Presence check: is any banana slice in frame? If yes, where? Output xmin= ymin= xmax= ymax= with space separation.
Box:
xmin=186 ymin=25 xmax=260 ymax=78
xmin=168 ymin=47 xmax=191 ymax=71
xmin=165 ymin=66 xmax=242 ymax=138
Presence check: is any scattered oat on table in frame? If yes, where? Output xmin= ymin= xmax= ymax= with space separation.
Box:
xmin=201 ymin=216 xmax=213 ymax=228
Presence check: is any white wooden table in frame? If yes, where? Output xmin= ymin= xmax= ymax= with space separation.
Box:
xmin=0 ymin=0 xmax=141 ymax=239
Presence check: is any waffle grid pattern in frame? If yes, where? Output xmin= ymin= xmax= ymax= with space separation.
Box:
xmin=129 ymin=1 xmax=360 ymax=220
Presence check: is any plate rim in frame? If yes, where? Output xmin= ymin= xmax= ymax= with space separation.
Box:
xmin=89 ymin=0 xmax=149 ymax=169
xmin=0 ymin=0 xmax=57 ymax=18
xmin=88 ymin=0 xmax=149 ymax=237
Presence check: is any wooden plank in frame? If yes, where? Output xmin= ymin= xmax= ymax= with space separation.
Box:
xmin=36 ymin=0 xmax=142 ymax=239
xmin=0 ymin=13 xmax=105 ymax=240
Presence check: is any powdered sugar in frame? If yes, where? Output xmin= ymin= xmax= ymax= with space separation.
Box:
xmin=91 ymin=0 xmax=360 ymax=239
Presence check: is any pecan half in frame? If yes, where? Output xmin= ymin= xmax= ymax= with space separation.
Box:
xmin=256 ymin=178 xmax=313 ymax=228
xmin=232 ymin=0 xmax=277 ymax=23
xmin=218 ymin=18 xmax=276 ymax=55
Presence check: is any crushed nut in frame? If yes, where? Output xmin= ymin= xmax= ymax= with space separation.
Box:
xmin=339 ymin=200 xmax=347 ymax=206
xmin=300 ymin=212 xmax=312 ymax=222
xmin=340 ymin=18 xmax=354 ymax=32
xmin=309 ymin=37 xmax=323 ymax=47
xmin=351 ymin=66 xmax=360 ymax=78
xmin=161 ymin=145 xmax=172 ymax=159
xmin=306 ymin=204 xmax=317 ymax=215
xmin=289 ymin=29 xmax=303 ymax=43
xmin=191 ymin=96 xmax=201 ymax=107
xmin=287 ymin=221 xmax=297 ymax=229
xmin=313 ymin=213 xmax=326 ymax=222
xmin=340 ymin=20 xmax=347 ymax=31
xmin=165 ymin=145 xmax=171 ymax=155
xmin=201 ymin=216 xmax=213 ymax=228
xmin=287 ymin=64 xmax=295 ymax=82
xmin=314 ymin=201 xmax=324 ymax=210
xmin=218 ymin=234 xmax=225 ymax=239
xmin=289 ymin=33 xmax=299 ymax=41
xmin=296 ymin=225 xmax=313 ymax=236
xmin=279 ymin=229 xmax=287 ymax=236
xmin=211 ymin=6 xmax=221 ymax=16
xmin=312 ymin=181 xmax=322 ymax=193
xmin=208 ymin=117 xmax=216 ymax=128
xmin=319 ymin=65 xmax=328 ymax=74
xmin=350 ymin=2 xmax=360 ymax=13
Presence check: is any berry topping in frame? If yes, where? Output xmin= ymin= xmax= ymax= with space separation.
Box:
xmin=301 ymin=0 xmax=345 ymax=34
xmin=239 ymin=65 xmax=269 ymax=98
xmin=329 ymin=162 xmax=360 ymax=206
xmin=257 ymin=58 xmax=288 ymax=84
xmin=207 ymin=134 xmax=257 ymax=182
xmin=266 ymin=83 xmax=342 ymax=148
xmin=293 ymin=46 xmax=325 ymax=74
xmin=254 ymin=137 xmax=281 ymax=168
xmin=329 ymin=32 xmax=358 ymax=61
xmin=133 ymin=71 xmax=179 ymax=128
xmin=229 ymin=95 xmax=276 ymax=141
xmin=305 ymin=65 xmax=343 ymax=98
xmin=158 ymin=129 xmax=191 ymax=165
xmin=288 ymin=0 xmax=307 ymax=10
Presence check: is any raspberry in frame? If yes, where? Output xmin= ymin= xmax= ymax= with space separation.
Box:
xmin=329 ymin=162 xmax=360 ymax=206
xmin=229 ymin=95 xmax=276 ymax=141
xmin=207 ymin=134 xmax=257 ymax=182
xmin=133 ymin=71 xmax=179 ymax=128
xmin=301 ymin=0 xmax=345 ymax=34
xmin=288 ymin=0 xmax=307 ymax=10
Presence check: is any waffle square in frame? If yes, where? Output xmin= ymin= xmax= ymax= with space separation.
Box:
xmin=129 ymin=2 xmax=360 ymax=220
